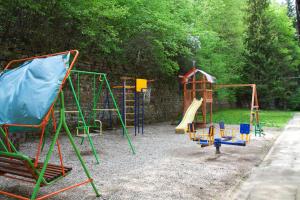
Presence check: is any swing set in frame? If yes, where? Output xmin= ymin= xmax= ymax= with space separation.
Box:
xmin=0 ymin=50 xmax=102 ymax=199
xmin=67 ymin=70 xmax=136 ymax=154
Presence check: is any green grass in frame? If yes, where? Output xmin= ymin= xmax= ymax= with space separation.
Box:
xmin=213 ymin=109 xmax=294 ymax=128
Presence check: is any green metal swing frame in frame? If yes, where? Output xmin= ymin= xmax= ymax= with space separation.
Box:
xmin=70 ymin=70 xmax=135 ymax=155
xmin=0 ymin=92 xmax=100 ymax=200
xmin=0 ymin=50 xmax=100 ymax=199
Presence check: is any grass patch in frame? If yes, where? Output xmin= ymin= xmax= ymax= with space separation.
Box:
xmin=213 ymin=109 xmax=294 ymax=128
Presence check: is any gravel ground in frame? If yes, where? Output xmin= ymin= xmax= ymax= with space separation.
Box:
xmin=0 ymin=123 xmax=281 ymax=200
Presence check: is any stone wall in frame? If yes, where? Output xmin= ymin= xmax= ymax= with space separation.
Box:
xmin=62 ymin=75 xmax=183 ymax=129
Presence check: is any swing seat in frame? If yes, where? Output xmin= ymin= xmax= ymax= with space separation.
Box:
xmin=0 ymin=152 xmax=72 ymax=186
xmin=76 ymin=120 xmax=102 ymax=137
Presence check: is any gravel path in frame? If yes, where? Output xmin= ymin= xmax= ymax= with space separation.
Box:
xmin=0 ymin=123 xmax=281 ymax=200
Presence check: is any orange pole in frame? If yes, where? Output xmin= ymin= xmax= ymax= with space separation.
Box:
xmin=51 ymin=109 xmax=57 ymax=132
xmin=56 ymin=140 xmax=65 ymax=176
xmin=0 ymin=179 xmax=92 ymax=200
xmin=0 ymin=190 xmax=29 ymax=200
xmin=34 ymin=125 xmax=46 ymax=167
xmin=3 ymin=126 xmax=11 ymax=152
xmin=2 ymin=50 xmax=79 ymax=130
xmin=36 ymin=179 xmax=93 ymax=200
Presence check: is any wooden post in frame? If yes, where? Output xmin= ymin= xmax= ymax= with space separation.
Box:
xmin=183 ymin=82 xmax=187 ymax=113
xmin=202 ymin=75 xmax=207 ymax=127
xmin=192 ymin=73 xmax=196 ymax=99
xmin=215 ymin=83 xmax=260 ymax=126
xmin=254 ymin=85 xmax=260 ymax=123
xmin=250 ymin=84 xmax=255 ymax=124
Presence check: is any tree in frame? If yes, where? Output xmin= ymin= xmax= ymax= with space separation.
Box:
xmin=287 ymin=0 xmax=296 ymax=18
xmin=243 ymin=0 xmax=300 ymax=108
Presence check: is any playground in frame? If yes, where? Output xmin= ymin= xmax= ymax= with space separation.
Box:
xmin=0 ymin=123 xmax=282 ymax=200
xmin=2 ymin=1 xmax=300 ymax=199
xmin=0 ymin=50 xmax=296 ymax=200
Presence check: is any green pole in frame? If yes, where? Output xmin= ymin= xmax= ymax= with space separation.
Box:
xmin=93 ymin=74 xmax=96 ymax=126
xmin=31 ymin=92 xmax=100 ymax=199
xmin=0 ymin=127 xmax=18 ymax=153
xmin=30 ymin=103 xmax=63 ymax=199
xmin=77 ymin=72 xmax=80 ymax=128
xmin=81 ymin=73 xmax=104 ymax=137
xmin=0 ymin=135 xmax=8 ymax=152
xmin=103 ymin=75 xmax=136 ymax=154
xmin=63 ymin=115 xmax=100 ymax=197
xmin=61 ymin=91 xmax=100 ymax=196
xmin=90 ymin=75 xmax=104 ymax=127
xmin=67 ymin=77 xmax=100 ymax=164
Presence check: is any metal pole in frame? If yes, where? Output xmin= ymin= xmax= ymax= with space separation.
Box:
xmin=68 ymin=77 xmax=100 ymax=164
xmin=134 ymin=91 xmax=137 ymax=136
xmin=122 ymin=80 xmax=126 ymax=136
xmin=142 ymin=92 xmax=145 ymax=134
xmin=31 ymin=96 xmax=64 ymax=199
xmin=0 ymin=128 xmax=18 ymax=153
xmin=137 ymin=92 xmax=140 ymax=134
xmin=103 ymin=75 xmax=136 ymax=154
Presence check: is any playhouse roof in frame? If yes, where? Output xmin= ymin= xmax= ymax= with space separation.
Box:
xmin=181 ymin=67 xmax=216 ymax=83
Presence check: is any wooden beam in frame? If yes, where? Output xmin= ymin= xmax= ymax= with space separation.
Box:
xmin=214 ymin=84 xmax=255 ymax=89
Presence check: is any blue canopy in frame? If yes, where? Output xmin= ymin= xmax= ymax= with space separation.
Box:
xmin=0 ymin=53 xmax=70 ymax=125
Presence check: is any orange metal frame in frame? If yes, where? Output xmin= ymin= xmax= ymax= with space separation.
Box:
xmin=2 ymin=50 xmax=79 ymax=129
xmin=0 ymin=50 xmax=97 ymax=200
xmin=0 ymin=179 xmax=92 ymax=200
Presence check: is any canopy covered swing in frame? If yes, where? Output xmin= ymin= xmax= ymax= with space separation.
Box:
xmin=0 ymin=50 xmax=100 ymax=200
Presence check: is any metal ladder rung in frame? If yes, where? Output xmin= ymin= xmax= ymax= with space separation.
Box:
xmin=93 ymin=109 xmax=117 ymax=111
xmin=76 ymin=133 xmax=99 ymax=138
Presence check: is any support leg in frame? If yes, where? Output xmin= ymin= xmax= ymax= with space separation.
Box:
xmin=68 ymin=77 xmax=100 ymax=164
xmin=104 ymin=75 xmax=136 ymax=154
xmin=216 ymin=146 xmax=221 ymax=154
xmin=30 ymin=113 xmax=63 ymax=200
xmin=63 ymin=120 xmax=100 ymax=197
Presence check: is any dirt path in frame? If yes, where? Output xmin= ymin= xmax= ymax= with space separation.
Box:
xmin=229 ymin=113 xmax=300 ymax=200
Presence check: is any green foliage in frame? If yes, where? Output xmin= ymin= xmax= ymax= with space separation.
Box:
xmin=243 ymin=0 xmax=300 ymax=109
xmin=288 ymin=88 xmax=300 ymax=110
xmin=0 ymin=0 xmax=300 ymax=109
xmin=213 ymin=109 xmax=294 ymax=127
